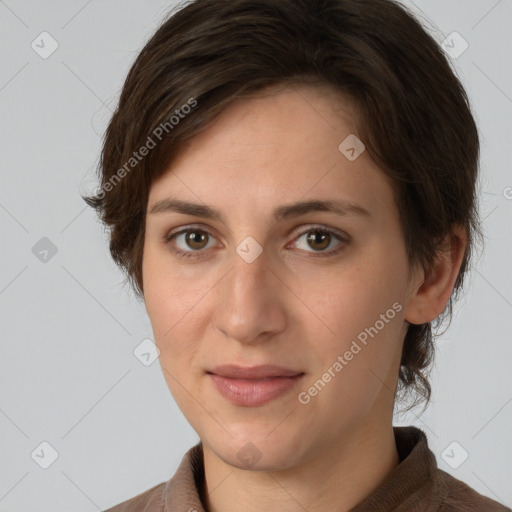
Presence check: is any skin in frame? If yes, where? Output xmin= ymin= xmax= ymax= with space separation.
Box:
xmin=142 ymin=83 xmax=466 ymax=512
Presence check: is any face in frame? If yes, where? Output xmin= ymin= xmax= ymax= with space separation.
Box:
xmin=143 ymin=84 xmax=415 ymax=471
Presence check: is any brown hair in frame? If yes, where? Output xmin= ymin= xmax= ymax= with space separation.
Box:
xmin=84 ymin=0 xmax=481 ymax=410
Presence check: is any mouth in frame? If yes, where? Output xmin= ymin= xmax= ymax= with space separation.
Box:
xmin=207 ymin=364 xmax=305 ymax=407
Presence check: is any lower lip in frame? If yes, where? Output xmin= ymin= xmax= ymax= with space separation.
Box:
xmin=208 ymin=374 xmax=304 ymax=407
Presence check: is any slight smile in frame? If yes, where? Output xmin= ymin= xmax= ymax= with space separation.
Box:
xmin=207 ymin=365 xmax=305 ymax=407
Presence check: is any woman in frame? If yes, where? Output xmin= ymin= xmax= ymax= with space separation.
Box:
xmin=86 ymin=0 xmax=509 ymax=510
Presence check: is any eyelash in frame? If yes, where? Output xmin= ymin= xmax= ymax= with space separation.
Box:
xmin=163 ymin=225 xmax=349 ymax=260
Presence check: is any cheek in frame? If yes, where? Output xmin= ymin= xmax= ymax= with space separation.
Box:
xmin=295 ymin=273 xmax=405 ymax=429
xmin=143 ymin=262 xmax=204 ymax=416
xmin=294 ymin=243 xmax=408 ymax=391
xmin=142 ymin=249 xmax=205 ymax=366
xmin=143 ymin=238 xmax=213 ymax=329
xmin=301 ymin=258 xmax=406 ymax=343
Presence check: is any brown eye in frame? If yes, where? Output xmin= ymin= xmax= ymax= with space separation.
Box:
xmin=293 ymin=227 xmax=346 ymax=256
xmin=168 ymin=228 xmax=218 ymax=256
xmin=306 ymin=231 xmax=331 ymax=251
xmin=185 ymin=230 xmax=209 ymax=250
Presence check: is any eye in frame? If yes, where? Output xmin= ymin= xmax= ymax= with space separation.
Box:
xmin=164 ymin=225 xmax=348 ymax=260
xmin=166 ymin=227 xmax=219 ymax=258
xmin=292 ymin=227 xmax=347 ymax=256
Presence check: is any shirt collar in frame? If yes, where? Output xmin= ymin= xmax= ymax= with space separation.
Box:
xmin=164 ymin=426 xmax=437 ymax=512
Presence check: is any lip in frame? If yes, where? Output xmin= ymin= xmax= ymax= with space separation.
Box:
xmin=207 ymin=365 xmax=305 ymax=407
xmin=209 ymin=364 xmax=303 ymax=379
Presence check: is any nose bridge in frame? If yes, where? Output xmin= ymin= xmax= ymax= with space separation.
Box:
xmin=213 ymin=242 xmax=286 ymax=343
xmin=231 ymin=243 xmax=267 ymax=295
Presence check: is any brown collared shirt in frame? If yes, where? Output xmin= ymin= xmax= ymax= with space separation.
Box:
xmin=104 ymin=426 xmax=510 ymax=511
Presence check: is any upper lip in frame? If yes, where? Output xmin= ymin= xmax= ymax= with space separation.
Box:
xmin=208 ymin=364 xmax=304 ymax=379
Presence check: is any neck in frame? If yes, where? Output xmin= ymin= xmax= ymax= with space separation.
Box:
xmin=202 ymin=419 xmax=399 ymax=512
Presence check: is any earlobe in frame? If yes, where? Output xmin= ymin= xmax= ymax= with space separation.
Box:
xmin=404 ymin=226 xmax=467 ymax=325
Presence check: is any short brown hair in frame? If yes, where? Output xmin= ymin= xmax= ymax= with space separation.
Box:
xmin=84 ymin=0 xmax=481 ymax=410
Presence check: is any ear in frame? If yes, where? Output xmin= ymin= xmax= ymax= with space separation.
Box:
xmin=404 ymin=226 xmax=468 ymax=325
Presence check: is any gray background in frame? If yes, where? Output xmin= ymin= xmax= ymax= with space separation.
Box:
xmin=1 ymin=1 xmax=511 ymax=510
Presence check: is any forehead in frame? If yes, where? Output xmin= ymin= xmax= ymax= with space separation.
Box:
xmin=176 ymin=83 xmax=360 ymax=157
xmin=148 ymin=84 xmax=395 ymax=221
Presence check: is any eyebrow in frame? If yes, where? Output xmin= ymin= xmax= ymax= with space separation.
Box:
xmin=148 ymin=197 xmax=370 ymax=223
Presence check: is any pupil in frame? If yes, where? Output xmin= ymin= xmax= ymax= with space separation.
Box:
xmin=307 ymin=231 xmax=330 ymax=250
xmin=187 ymin=231 xmax=207 ymax=249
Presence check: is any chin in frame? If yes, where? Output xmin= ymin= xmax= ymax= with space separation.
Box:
xmin=204 ymin=424 xmax=309 ymax=472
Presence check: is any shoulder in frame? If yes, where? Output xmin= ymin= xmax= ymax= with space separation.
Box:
xmin=103 ymin=481 xmax=167 ymax=512
xmin=388 ymin=427 xmax=510 ymax=511
xmin=434 ymin=468 xmax=510 ymax=511
xmin=102 ymin=443 xmax=205 ymax=512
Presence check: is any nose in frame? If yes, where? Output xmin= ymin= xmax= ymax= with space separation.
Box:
xmin=212 ymin=244 xmax=287 ymax=345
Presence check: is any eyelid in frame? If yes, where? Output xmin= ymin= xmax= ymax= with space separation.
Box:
xmin=164 ymin=223 xmax=350 ymax=257
xmin=165 ymin=223 xmax=222 ymax=241
xmin=286 ymin=225 xmax=349 ymax=257
xmin=165 ymin=223 xmax=349 ymax=241
xmin=164 ymin=224 xmax=223 ymax=255
xmin=289 ymin=223 xmax=350 ymax=243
